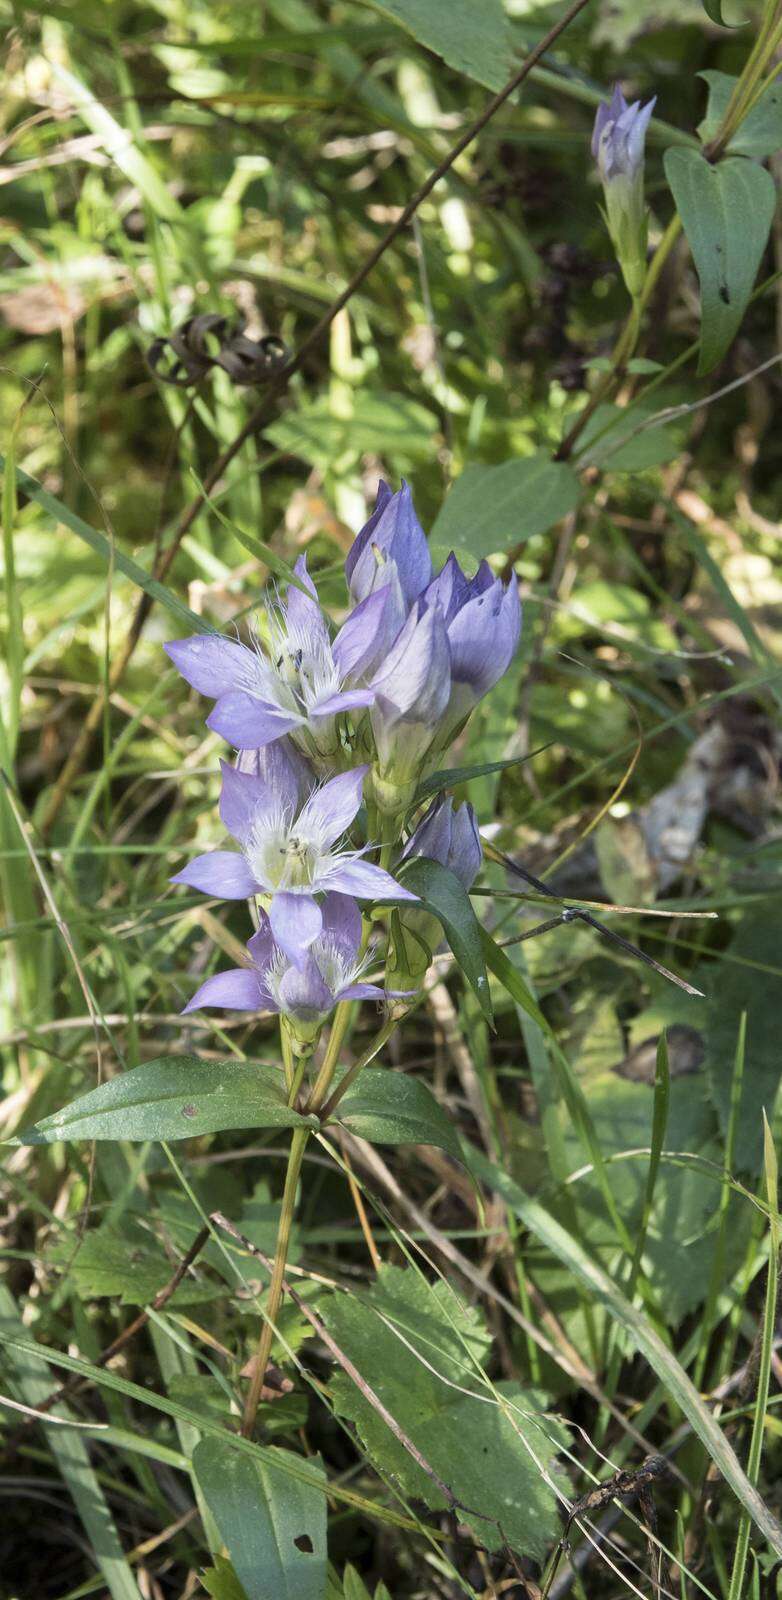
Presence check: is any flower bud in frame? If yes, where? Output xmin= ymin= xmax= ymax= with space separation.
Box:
xmin=369 ymin=602 xmax=451 ymax=792
xmin=592 ymin=85 xmax=656 ymax=299
xmin=346 ymin=480 xmax=432 ymax=613
xmin=401 ymin=795 xmax=482 ymax=891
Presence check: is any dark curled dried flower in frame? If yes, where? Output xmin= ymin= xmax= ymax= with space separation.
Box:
xmin=147 ymin=312 xmax=287 ymax=389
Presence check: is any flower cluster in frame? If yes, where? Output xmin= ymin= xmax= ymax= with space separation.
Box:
xmin=168 ymin=483 xmax=521 ymax=1055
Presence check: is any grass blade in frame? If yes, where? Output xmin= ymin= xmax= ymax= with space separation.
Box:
xmin=465 ymin=1142 xmax=782 ymax=1559
xmin=0 ymin=1286 xmax=143 ymax=1600
xmin=727 ymin=1114 xmax=780 ymax=1598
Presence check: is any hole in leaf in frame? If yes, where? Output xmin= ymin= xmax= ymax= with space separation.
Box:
xmin=294 ymin=1534 xmax=314 ymax=1554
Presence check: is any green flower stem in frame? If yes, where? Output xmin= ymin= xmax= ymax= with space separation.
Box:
xmin=280 ymin=1021 xmax=295 ymax=1094
xmin=306 ymin=998 xmax=355 ymax=1112
xmin=287 ymin=1048 xmax=312 ymax=1109
xmin=707 ymin=4 xmax=782 ymax=156
xmin=318 ymin=1013 xmax=402 ymax=1122
xmin=240 ymin=1123 xmax=310 ymax=1438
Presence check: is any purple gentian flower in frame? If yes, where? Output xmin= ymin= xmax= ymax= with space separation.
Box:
xmin=171 ymin=760 xmax=416 ymax=968
xmin=164 ymin=554 xmax=387 ymax=759
xmin=401 ymin=795 xmax=482 ymax=891
xmin=346 ymin=480 xmax=432 ymax=615
xmin=369 ymin=601 xmax=452 ymax=788
xmin=592 ymin=85 xmax=656 ymax=298
xmin=235 ymin=736 xmax=314 ymax=803
xmin=183 ymin=893 xmax=386 ymax=1037
xmin=424 ymin=554 xmax=521 ymax=743
xmin=367 ymin=553 xmax=521 ymax=791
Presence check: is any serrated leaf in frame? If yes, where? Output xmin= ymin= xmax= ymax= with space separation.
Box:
xmin=48 ymin=1224 xmax=218 ymax=1306
xmin=698 ymin=71 xmax=782 ymax=159
xmin=335 ymin=1069 xmax=462 ymax=1161
xmin=15 ymin=1058 xmax=314 ymax=1144
xmin=360 ymin=0 xmax=513 ymax=91
xmin=325 ymin=1264 xmax=567 ymax=1557
xmin=200 ymin=1555 xmax=250 ymax=1600
xmin=429 ymin=455 xmax=580 ymax=566
xmin=664 ymin=149 xmax=775 ymax=373
xmin=192 ymin=1440 xmax=327 ymax=1600
xmin=398 ymin=857 xmax=493 ymax=1021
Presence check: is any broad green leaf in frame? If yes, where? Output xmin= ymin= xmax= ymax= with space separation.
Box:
xmin=467 ymin=1144 xmax=782 ymax=1558
xmin=48 ymin=1222 xmax=218 ymax=1306
xmin=335 ymin=1068 xmax=462 ymax=1161
xmin=192 ymin=1439 xmax=327 ymax=1600
xmin=360 ymin=0 xmax=513 ymax=91
xmin=706 ymin=912 xmax=782 ymax=1170
xmin=3 ymin=459 xmax=214 ymax=635
xmin=575 ymin=401 xmax=682 ymax=471
xmin=266 ymin=392 xmax=438 ymax=471
xmin=0 ymin=1285 xmax=143 ymax=1600
xmin=398 ymin=857 xmax=493 ymax=1021
xmin=15 ymin=1058 xmax=314 ymax=1144
xmin=429 ymin=455 xmax=580 ymax=567
xmin=325 ymin=1265 xmax=567 ymax=1557
xmin=698 ymin=72 xmax=782 ymax=159
xmin=664 ymin=149 xmax=776 ymax=373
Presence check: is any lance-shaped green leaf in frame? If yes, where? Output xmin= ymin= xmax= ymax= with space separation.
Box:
xmin=334 ymin=1069 xmax=462 ymax=1161
xmin=415 ymin=746 xmax=551 ymax=805
xmin=700 ymin=0 xmax=743 ymax=22
xmin=14 ymin=1058 xmax=315 ymax=1144
xmin=398 ymin=857 xmax=493 ymax=1022
xmin=192 ymin=1440 xmax=326 ymax=1600
xmin=4 ymin=460 xmax=214 ymax=636
xmin=664 ymin=149 xmax=775 ymax=373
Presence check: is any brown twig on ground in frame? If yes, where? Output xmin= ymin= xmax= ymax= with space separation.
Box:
xmin=38 ymin=0 xmax=595 ymax=835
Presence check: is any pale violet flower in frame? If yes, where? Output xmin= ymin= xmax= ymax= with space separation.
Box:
xmin=366 ymin=551 xmax=521 ymax=794
xmin=346 ymin=480 xmax=431 ymax=632
xmin=164 ymin=553 xmax=387 ymax=759
xmin=183 ymin=893 xmax=386 ymax=1036
xmin=171 ymin=760 xmax=416 ymax=968
xmin=401 ymin=795 xmax=482 ymax=891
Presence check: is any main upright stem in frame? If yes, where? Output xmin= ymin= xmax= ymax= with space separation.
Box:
xmin=241 ymin=1124 xmax=309 ymax=1438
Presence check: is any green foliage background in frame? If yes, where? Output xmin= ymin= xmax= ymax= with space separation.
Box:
xmin=1 ymin=0 xmax=782 ymax=1596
